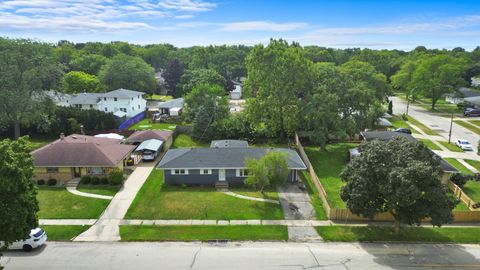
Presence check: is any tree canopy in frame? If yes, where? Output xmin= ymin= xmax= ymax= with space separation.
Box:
xmin=163 ymin=59 xmax=184 ymax=96
xmin=340 ymin=138 xmax=457 ymax=232
xmin=70 ymin=54 xmax=107 ymax=75
xmin=178 ymin=68 xmax=226 ymax=97
xmin=98 ymin=54 xmax=156 ymax=94
xmin=62 ymin=71 xmax=102 ymax=93
xmin=245 ymin=151 xmax=289 ymax=192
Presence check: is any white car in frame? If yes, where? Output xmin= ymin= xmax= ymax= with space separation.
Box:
xmin=142 ymin=150 xmax=157 ymax=161
xmin=0 ymin=228 xmax=47 ymax=251
xmin=455 ymin=139 xmax=473 ymax=151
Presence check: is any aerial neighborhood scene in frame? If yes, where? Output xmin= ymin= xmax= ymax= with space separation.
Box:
xmin=2 ymin=0 xmax=480 ymax=269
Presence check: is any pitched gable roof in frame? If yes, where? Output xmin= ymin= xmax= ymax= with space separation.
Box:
xmin=126 ymin=130 xmax=173 ymax=143
xmin=32 ymin=134 xmax=135 ymax=167
xmin=70 ymin=93 xmax=102 ymax=104
xmin=158 ymin=98 xmax=184 ymax=109
xmin=99 ymin=88 xmax=144 ymax=98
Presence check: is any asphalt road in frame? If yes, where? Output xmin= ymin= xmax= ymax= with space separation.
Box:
xmin=2 ymin=242 xmax=480 ymax=270
xmin=391 ymin=96 xmax=479 ymax=152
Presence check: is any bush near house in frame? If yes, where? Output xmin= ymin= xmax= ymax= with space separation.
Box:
xmin=47 ymin=178 xmax=57 ymax=186
xmin=108 ymin=170 xmax=124 ymax=186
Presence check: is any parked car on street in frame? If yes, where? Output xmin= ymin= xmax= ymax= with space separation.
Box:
xmin=394 ymin=128 xmax=412 ymax=134
xmin=0 ymin=228 xmax=47 ymax=251
xmin=455 ymin=139 xmax=473 ymax=151
xmin=464 ymin=108 xmax=480 ymax=117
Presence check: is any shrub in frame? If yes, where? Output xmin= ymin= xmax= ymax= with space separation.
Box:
xmin=90 ymin=177 xmax=100 ymax=185
xmin=100 ymin=177 xmax=109 ymax=185
xmin=402 ymin=113 xmax=408 ymax=121
xmin=47 ymin=178 xmax=57 ymax=186
xmin=108 ymin=170 xmax=124 ymax=186
xmin=450 ymin=173 xmax=472 ymax=189
xmin=81 ymin=175 xmax=91 ymax=185
xmin=37 ymin=179 xmax=45 ymax=185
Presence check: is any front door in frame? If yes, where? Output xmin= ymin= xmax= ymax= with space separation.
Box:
xmin=218 ymin=169 xmax=226 ymax=181
xmin=73 ymin=167 xmax=81 ymax=178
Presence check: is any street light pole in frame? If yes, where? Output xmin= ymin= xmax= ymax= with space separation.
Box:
xmin=448 ymin=112 xmax=454 ymax=144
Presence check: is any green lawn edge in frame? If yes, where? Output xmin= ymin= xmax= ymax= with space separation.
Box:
xmin=444 ymin=158 xmax=473 ymax=174
xmin=300 ymin=171 xmax=328 ymax=220
xmin=120 ymin=225 xmax=288 ymax=241
xmin=316 ymin=226 xmax=480 ymax=243
xmin=454 ymin=120 xmax=480 ymax=135
xmin=406 ymin=116 xmax=438 ymax=135
xmin=438 ymin=141 xmax=464 ymax=152
xmin=418 ymin=139 xmax=441 ymax=150
xmin=42 ymin=225 xmax=91 ymax=241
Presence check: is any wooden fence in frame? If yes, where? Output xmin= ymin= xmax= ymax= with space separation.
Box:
xmin=294 ymin=132 xmax=480 ymax=223
xmin=448 ymin=180 xmax=478 ymax=211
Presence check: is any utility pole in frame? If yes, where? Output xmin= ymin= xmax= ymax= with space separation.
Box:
xmin=448 ymin=112 xmax=454 ymax=144
xmin=406 ymin=98 xmax=410 ymax=116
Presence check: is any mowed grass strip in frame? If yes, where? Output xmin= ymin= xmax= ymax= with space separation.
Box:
xmin=128 ymin=119 xmax=176 ymax=131
xmin=418 ymin=139 xmax=442 ymax=150
xmin=444 ymin=158 xmax=473 ymax=174
xmin=463 ymin=181 xmax=480 ymax=202
xmin=316 ymin=226 xmax=480 ymax=243
xmin=390 ymin=116 xmax=419 ymax=134
xmin=42 ymin=225 xmax=91 ymax=241
xmin=77 ymin=185 xmax=120 ymax=197
xmin=305 ymin=143 xmax=357 ymax=209
xmin=37 ymin=187 xmax=110 ymax=219
xmin=454 ymin=120 xmax=480 ymax=135
xmin=172 ymin=134 xmax=209 ymax=148
xmin=120 ymin=225 xmax=288 ymax=241
xmin=125 ymin=170 xmax=284 ymax=220
xmin=465 ymin=159 xmax=480 ymax=171
xmin=406 ymin=116 xmax=438 ymax=135
xmin=438 ymin=141 xmax=464 ymax=152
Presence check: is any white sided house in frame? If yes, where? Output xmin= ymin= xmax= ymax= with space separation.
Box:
xmin=70 ymin=88 xmax=146 ymax=118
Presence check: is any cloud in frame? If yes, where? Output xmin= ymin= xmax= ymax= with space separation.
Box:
xmin=0 ymin=0 xmax=216 ymax=32
xmin=220 ymin=21 xmax=308 ymax=32
xmin=159 ymin=0 xmax=216 ymax=12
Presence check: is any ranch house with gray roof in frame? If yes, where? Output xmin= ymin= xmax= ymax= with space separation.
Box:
xmin=157 ymin=141 xmax=307 ymax=187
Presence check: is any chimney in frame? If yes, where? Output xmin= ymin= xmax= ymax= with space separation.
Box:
xmin=80 ymin=124 xmax=85 ymax=135
xmin=60 ymin=133 xmax=65 ymax=140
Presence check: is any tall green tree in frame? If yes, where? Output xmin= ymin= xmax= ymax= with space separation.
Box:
xmin=245 ymin=151 xmax=289 ymax=192
xmin=341 ymin=138 xmax=457 ymax=233
xmin=163 ymin=59 xmax=184 ymax=96
xmin=0 ymin=38 xmax=64 ymax=138
xmin=70 ymin=54 xmax=107 ymax=75
xmin=62 ymin=71 xmax=102 ymax=93
xmin=98 ymin=54 xmax=156 ymax=94
xmin=244 ymin=39 xmax=313 ymax=138
xmin=178 ymin=68 xmax=226 ymax=97
xmin=390 ymin=60 xmax=417 ymax=99
xmin=411 ymin=55 xmax=467 ymax=110
xmin=0 ymin=137 xmax=39 ymax=255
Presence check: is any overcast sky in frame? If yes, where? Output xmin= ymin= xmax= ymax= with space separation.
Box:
xmin=1 ymin=0 xmax=480 ymax=50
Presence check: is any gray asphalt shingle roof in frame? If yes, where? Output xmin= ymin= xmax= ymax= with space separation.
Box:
xmin=210 ymin=140 xmax=249 ymax=148
xmin=158 ymin=148 xmax=307 ymax=169
xmin=158 ymin=98 xmax=184 ymax=109
xmin=99 ymin=88 xmax=144 ymax=98
xmin=70 ymin=93 xmax=102 ymax=104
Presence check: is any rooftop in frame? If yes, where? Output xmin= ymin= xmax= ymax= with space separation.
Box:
xmin=210 ymin=140 xmax=249 ymax=148
xmin=158 ymin=98 xmax=184 ymax=109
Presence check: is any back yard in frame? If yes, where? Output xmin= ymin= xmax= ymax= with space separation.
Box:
xmin=128 ymin=119 xmax=176 ymax=131
xmin=304 ymin=143 xmax=358 ymax=209
xmin=125 ymin=170 xmax=284 ymax=220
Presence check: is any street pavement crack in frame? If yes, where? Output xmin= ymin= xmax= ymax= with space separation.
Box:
xmin=306 ymin=244 xmax=320 ymax=268
xmin=190 ymin=245 xmax=202 ymax=270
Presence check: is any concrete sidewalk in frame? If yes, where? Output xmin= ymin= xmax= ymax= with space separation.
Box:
xmin=74 ymin=163 xmax=155 ymax=242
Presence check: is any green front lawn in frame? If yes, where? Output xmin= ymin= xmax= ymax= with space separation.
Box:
xmin=465 ymin=159 xmax=480 ymax=171
xmin=120 ymin=225 xmax=288 ymax=241
xmin=125 ymin=170 xmax=284 ymax=220
xmin=463 ymin=181 xmax=480 ymax=202
xmin=77 ymin=185 xmax=121 ymax=197
xmin=454 ymin=120 xmax=480 ymax=135
xmin=301 ymin=171 xmax=328 ymax=220
xmin=316 ymin=226 xmax=480 ymax=243
xmin=418 ymin=139 xmax=441 ymax=150
xmin=229 ymin=187 xmax=279 ymax=201
xmin=305 ymin=143 xmax=358 ymax=209
xmin=406 ymin=116 xmax=438 ymax=135
xmin=470 ymin=120 xmax=480 ymax=127
xmin=444 ymin=158 xmax=473 ymax=174
xmin=37 ymin=187 xmax=110 ymax=219
xmin=172 ymin=134 xmax=208 ymax=148
xmin=128 ymin=119 xmax=176 ymax=131
xmin=390 ymin=115 xmax=418 ymax=134
xmin=42 ymin=225 xmax=91 ymax=241
xmin=438 ymin=141 xmax=464 ymax=152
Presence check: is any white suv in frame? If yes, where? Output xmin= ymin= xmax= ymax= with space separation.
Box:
xmin=455 ymin=139 xmax=473 ymax=151
xmin=0 ymin=228 xmax=47 ymax=251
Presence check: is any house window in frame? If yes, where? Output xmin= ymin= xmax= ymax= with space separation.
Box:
xmin=236 ymin=169 xmax=248 ymax=177
xmin=132 ymin=107 xmax=134 ymax=111
xmin=75 ymin=104 xmax=81 ymax=108
xmin=200 ymin=169 xmax=212 ymax=175
xmin=87 ymin=167 xmax=105 ymax=175
xmin=104 ymin=98 xmax=106 ymax=101
xmin=114 ymin=98 xmax=117 ymax=101
xmin=138 ymin=105 xmax=140 ymax=109
xmin=89 ymin=104 xmax=93 ymax=108
xmin=46 ymin=167 xmax=58 ymax=173
xmin=105 ymin=107 xmax=108 ymax=112
xmin=171 ymin=169 xmax=188 ymax=175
